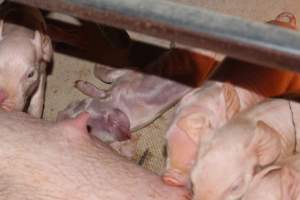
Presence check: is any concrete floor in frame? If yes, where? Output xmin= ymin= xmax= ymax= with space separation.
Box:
xmin=44 ymin=0 xmax=300 ymax=174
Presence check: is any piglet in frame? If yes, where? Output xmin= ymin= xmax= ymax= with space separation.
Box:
xmin=163 ymin=81 xmax=264 ymax=187
xmin=0 ymin=110 xmax=190 ymax=200
xmin=191 ymin=98 xmax=300 ymax=200
xmin=0 ymin=3 xmax=53 ymax=117
xmin=57 ymin=64 xmax=191 ymax=144
xmin=242 ymin=154 xmax=300 ymax=200
xmin=163 ymin=11 xmax=299 ymax=187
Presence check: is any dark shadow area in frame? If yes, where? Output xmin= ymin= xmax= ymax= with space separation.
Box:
xmin=45 ymin=16 xmax=168 ymax=69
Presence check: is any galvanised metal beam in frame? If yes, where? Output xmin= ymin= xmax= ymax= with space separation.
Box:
xmin=9 ymin=0 xmax=300 ymax=72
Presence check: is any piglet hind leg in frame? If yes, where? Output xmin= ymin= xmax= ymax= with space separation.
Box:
xmin=94 ymin=64 xmax=130 ymax=83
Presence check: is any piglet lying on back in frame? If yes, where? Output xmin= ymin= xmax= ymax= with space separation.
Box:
xmin=0 ymin=110 xmax=190 ymax=200
xmin=191 ymin=98 xmax=300 ymax=200
xmin=57 ymin=64 xmax=191 ymax=143
xmin=0 ymin=3 xmax=53 ymax=117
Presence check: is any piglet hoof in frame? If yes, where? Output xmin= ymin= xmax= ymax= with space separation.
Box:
xmin=162 ymin=170 xmax=189 ymax=187
xmin=74 ymin=80 xmax=106 ymax=98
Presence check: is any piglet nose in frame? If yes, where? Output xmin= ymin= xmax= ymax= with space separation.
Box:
xmin=0 ymin=89 xmax=7 ymax=104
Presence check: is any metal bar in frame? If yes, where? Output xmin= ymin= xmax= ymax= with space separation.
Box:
xmin=9 ymin=0 xmax=300 ymax=72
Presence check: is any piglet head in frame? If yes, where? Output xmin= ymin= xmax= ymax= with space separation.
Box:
xmin=57 ymin=98 xmax=131 ymax=144
xmin=0 ymin=21 xmax=52 ymax=112
xmin=163 ymin=111 xmax=214 ymax=187
xmin=163 ymin=83 xmax=241 ymax=188
xmin=191 ymin=120 xmax=281 ymax=200
xmin=87 ymin=107 xmax=131 ymax=143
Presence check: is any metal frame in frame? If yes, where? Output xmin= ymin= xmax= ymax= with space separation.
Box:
xmin=10 ymin=0 xmax=300 ymax=72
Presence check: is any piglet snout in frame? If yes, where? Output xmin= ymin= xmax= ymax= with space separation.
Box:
xmin=163 ymin=169 xmax=191 ymax=187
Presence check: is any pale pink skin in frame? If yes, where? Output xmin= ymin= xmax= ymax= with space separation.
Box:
xmin=0 ymin=5 xmax=53 ymax=117
xmin=191 ymin=99 xmax=299 ymax=200
xmin=242 ymin=154 xmax=300 ymax=200
xmin=0 ymin=110 xmax=190 ymax=200
xmin=163 ymin=81 xmax=264 ymax=187
xmin=57 ymin=65 xmax=191 ymax=144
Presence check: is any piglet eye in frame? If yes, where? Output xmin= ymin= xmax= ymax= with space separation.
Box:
xmin=227 ymin=178 xmax=246 ymax=199
xmin=27 ymin=71 xmax=35 ymax=79
xmin=230 ymin=183 xmax=241 ymax=193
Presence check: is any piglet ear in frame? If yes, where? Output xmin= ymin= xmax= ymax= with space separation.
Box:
xmin=251 ymin=165 xmax=281 ymax=186
xmin=32 ymin=30 xmax=43 ymax=60
xmin=222 ymin=82 xmax=240 ymax=120
xmin=247 ymin=120 xmax=281 ymax=166
xmin=41 ymin=35 xmax=53 ymax=62
xmin=177 ymin=112 xmax=211 ymax=144
xmin=32 ymin=31 xmax=53 ymax=62
xmin=0 ymin=20 xmax=3 ymax=40
xmin=280 ymin=166 xmax=300 ymax=200
xmin=59 ymin=112 xmax=90 ymax=133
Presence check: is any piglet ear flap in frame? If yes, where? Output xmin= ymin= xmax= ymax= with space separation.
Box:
xmin=58 ymin=112 xmax=90 ymax=133
xmin=222 ymin=82 xmax=240 ymax=120
xmin=0 ymin=20 xmax=4 ymax=40
xmin=251 ymin=165 xmax=281 ymax=186
xmin=177 ymin=113 xmax=211 ymax=144
xmin=32 ymin=30 xmax=43 ymax=60
xmin=32 ymin=31 xmax=53 ymax=62
xmin=41 ymin=35 xmax=53 ymax=62
xmin=280 ymin=166 xmax=300 ymax=200
xmin=247 ymin=120 xmax=281 ymax=166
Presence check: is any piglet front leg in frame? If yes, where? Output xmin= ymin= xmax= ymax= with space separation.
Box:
xmin=94 ymin=64 xmax=130 ymax=83
xmin=75 ymin=80 xmax=107 ymax=98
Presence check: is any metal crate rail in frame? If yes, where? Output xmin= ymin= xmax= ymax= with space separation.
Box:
xmin=9 ymin=0 xmax=300 ymax=72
